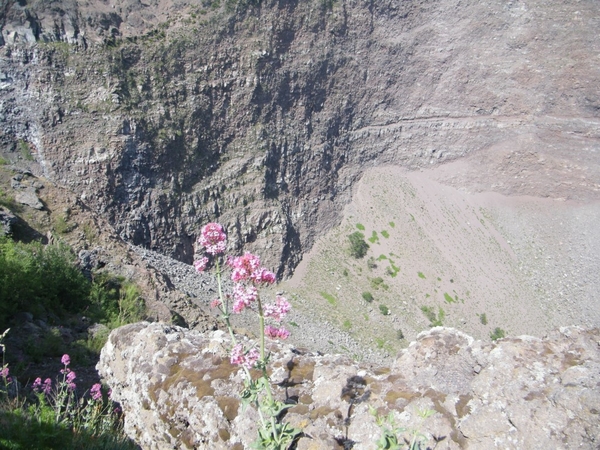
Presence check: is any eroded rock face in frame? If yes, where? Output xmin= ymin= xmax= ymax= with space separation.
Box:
xmin=1 ymin=0 xmax=598 ymax=277
xmin=98 ymin=323 xmax=600 ymax=449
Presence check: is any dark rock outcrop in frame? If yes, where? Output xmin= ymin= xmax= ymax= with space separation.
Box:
xmin=98 ymin=322 xmax=600 ymax=449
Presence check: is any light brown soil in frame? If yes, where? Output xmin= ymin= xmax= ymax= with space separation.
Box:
xmin=282 ymin=140 xmax=600 ymax=360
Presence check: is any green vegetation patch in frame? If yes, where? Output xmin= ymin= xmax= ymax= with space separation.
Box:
xmin=362 ymin=291 xmax=374 ymax=303
xmin=18 ymin=140 xmax=33 ymax=161
xmin=320 ymin=291 xmax=337 ymax=306
xmin=348 ymin=231 xmax=369 ymax=259
xmin=380 ymin=230 xmax=389 ymax=239
xmin=370 ymin=277 xmax=389 ymax=291
xmin=367 ymin=231 xmax=379 ymax=244
xmin=379 ymin=305 xmax=390 ymax=316
xmin=418 ymin=272 xmax=426 ymax=279
xmin=389 ymin=221 xmax=395 ymax=228
xmin=355 ymin=223 xmax=365 ymax=231
xmin=490 ymin=327 xmax=506 ymax=341
xmin=443 ymin=292 xmax=457 ymax=304
xmin=479 ymin=313 xmax=488 ymax=325
xmin=421 ymin=306 xmax=445 ymax=327
xmin=386 ymin=262 xmax=400 ymax=278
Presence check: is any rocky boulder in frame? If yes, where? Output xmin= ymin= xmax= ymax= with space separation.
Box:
xmin=98 ymin=322 xmax=600 ymax=449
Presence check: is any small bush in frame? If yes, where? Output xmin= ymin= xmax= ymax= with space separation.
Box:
xmin=480 ymin=313 xmax=488 ymax=325
xmin=490 ymin=327 xmax=505 ymax=341
xmin=367 ymin=257 xmax=377 ymax=269
xmin=381 ymin=230 xmax=389 ymax=238
xmin=370 ymin=277 xmax=389 ymax=290
xmin=348 ymin=232 xmax=369 ymax=259
xmin=396 ymin=329 xmax=404 ymax=340
xmin=356 ymin=223 xmax=365 ymax=231
xmin=342 ymin=319 xmax=352 ymax=330
xmin=88 ymin=273 xmax=146 ymax=329
xmin=362 ymin=291 xmax=374 ymax=303
xmin=421 ymin=306 xmax=445 ymax=327
xmin=379 ymin=305 xmax=389 ymax=316
xmin=418 ymin=272 xmax=426 ymax=279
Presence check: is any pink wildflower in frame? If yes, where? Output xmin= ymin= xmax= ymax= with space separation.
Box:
xmin=230 ymin=343 xmax=245 ymax=366
xmin=61 ymin=354 xmax=70 ymax=366
xmin=251 ymin=268 xmax=276 ymax=285
xmin=264 ymin=325 xmax=290 ymax=340
xmin=194 ymin=256 xmax=209 ymax=273
xmin=243 ymin=348 xmax=260 ymax=369
xmin=0 ymin=367 xmax=8 ymax=378
xmin=230 ymin=344 xmax=260 ymax=369
xmin=43 ymin=378 xmax=52 ymax=395
xmin=198 ymin=223 xmax=227 ymax=255
xmin=90 ymin=383 xmax=102 ymax=401
xmin=230 ymin=253 xmax=261 ymax=282
xmin=263 ymin=296 xmax=291 ymax=321
xmin=232 ymin=284 xmax=258 ymax=313
xmin=32 ymin=377 xmax=42 ymax=392
xmin=210 ymin=299 xmax=222 ymax=308
xmin=66 ymin=371 xmax=76 ymax=383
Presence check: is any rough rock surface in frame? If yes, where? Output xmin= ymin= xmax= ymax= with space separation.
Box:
xmin=98 ymin=322 xmax=600 ymax=449
xmin=1 ymin=0 xmax=599 ymax=276
xmin=0 ymin=205 xmax=17 ymax=236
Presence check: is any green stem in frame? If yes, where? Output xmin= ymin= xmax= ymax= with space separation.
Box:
xmin=256 ymin=295 xmax=274 ymax=404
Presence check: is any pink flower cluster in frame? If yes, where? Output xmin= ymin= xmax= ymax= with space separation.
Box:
xmin=90 ymin=383 xmax=103 ymax=401
xmin=228 ymin=253 xmax=277 ymax=314
xmin=232 ymin=284 xmax=258 ymax=313
xmin=193 ymin=223 xmax=227 ymax=273
xmin=32 ymin=377 xmax=53 ymax=395
xmin=194 ymin=222 xmax=294 ymax=372
xmin=229 ymin=252 xmax=261 ymax=282
xmin=264 ymin=325 xmax=291 ymax=340
xmin=60 ymin=354 xmax=76 ymax=391
xmin=263 ymin=296 xmax=291 ymax=321
xmin=230 ymin=343 xmax=260 ymax=369
xmin=197 ymin=223 xmax=227 ymax=255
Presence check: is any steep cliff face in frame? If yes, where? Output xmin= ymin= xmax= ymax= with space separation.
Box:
xmin=1 ymin=0 xmax=599 ymax=275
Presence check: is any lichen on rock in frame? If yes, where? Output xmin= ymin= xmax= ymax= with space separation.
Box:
xmin=98 ymin=322 xmax=600 ymax=449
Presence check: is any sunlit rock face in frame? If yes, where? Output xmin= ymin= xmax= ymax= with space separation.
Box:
xmin=1 ymin=0 xmax=599 ymax=278
xmin=98 ymin=322 xmax=600 ymax=449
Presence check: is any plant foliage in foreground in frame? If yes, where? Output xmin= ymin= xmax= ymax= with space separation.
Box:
xmin=194 ymin=223 xmax=300 ymax=449
xmin=0 ymin=330 xmax=136 ymax=450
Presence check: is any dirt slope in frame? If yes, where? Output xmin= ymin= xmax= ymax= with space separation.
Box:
xmin=283 ymin=149 xmax=600 ymax=356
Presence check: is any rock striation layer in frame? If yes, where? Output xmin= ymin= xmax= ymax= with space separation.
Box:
xmin=98 ymin=322 xmax=600 ymax=449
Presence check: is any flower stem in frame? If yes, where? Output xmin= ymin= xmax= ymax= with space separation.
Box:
xmin=256 ymin=295 xmax=274 ymax=404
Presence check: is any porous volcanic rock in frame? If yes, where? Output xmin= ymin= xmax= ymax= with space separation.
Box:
xmin=98 ymin=322 xmax=600 ymax=449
